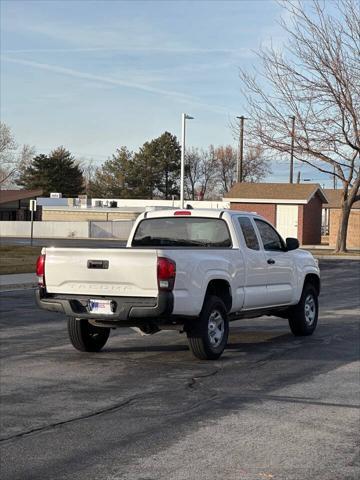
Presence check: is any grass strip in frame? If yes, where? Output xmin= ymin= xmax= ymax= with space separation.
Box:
xmin=0 ymin=245 xmax=42 ymax=275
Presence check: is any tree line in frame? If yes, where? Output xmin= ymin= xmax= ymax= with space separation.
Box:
xmin=0 ymin=126 xmax=269 ymax=199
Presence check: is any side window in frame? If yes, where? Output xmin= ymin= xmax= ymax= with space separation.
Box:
xmin=238 ymin=217 xmax=260 ymax=250
xmin=255 ymin=219 xmax=284 ymax=251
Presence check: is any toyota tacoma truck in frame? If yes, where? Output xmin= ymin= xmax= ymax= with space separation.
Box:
xmin=36 ymin=209 xmax=320 ymax=360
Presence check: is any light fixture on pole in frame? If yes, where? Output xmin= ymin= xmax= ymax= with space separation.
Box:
xmin=236 ymin=116 xmax=247 ymax=183
xmin=180 ymin=113 xmax=194 ymax=209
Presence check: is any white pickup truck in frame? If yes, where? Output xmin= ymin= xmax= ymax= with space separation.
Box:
xmin=36 ymin=209 xmax=320 ymax=360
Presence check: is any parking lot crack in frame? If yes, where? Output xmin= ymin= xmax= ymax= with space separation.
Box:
xmin=0 ymin=395 xmax=141 ymax=444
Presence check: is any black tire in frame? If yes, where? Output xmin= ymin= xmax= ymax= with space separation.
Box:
xmin=288 ymin=283 xmax=319 ymax=336
xmin=187 ymin=295 xmax=229 ymax=360
xmin=67 ymin=317 xmax=110 ymax=352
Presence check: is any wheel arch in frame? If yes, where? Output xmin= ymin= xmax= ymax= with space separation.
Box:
xmin=203 ymin=279 xmax=232 ymax=312
xmin=304 ymin=273 xmax=320 ymax=296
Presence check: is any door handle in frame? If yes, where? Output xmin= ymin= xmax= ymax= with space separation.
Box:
xmin=267 ymin=258 xmax=275 ymax=264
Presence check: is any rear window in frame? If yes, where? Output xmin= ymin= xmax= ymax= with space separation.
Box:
xmin=132 ymin=217 xmax=232 ymax=248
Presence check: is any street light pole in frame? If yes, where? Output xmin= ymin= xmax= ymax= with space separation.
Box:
xmin=289 ymin=115 xmax=295 ymax=184
xmin=180 ymin=113 xmax=194 ymax=209
xmin=236 ymin=116 xmax=246 ymax=183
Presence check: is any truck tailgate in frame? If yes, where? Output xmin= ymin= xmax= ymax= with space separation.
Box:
xmin=44 ymin=248 xmax=158 ymax=297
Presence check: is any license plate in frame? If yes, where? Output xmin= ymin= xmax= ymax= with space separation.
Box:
xmin=89 ymin=299 xmax=113 ymax=315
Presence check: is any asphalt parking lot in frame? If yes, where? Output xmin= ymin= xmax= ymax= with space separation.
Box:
xmin=0 ymin=260 xmax=359 ymax=480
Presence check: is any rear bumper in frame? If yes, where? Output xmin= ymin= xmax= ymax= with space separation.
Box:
xmin=36 ymin=288 xmax=174 ymax=323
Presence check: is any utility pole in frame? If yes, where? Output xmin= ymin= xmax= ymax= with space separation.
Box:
xmin=333 ymin=164 xmax=337 ymax=189
xmin=289 ymin=115 xmax=295 ymax=184
xmin=236 ymin=116 xmax=246 ymax=183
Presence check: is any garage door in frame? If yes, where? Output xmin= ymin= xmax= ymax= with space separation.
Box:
xmin=276 ymin=205 xmax=298 ymax=240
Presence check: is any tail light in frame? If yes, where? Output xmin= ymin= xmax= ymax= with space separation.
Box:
xmin=36 ymin=254 xmax=46 ymax=287
xmin=157 ymin=257 xmax=176 ymax=291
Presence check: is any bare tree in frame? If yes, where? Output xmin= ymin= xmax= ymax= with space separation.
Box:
xmin=78 ymin=158 xmax=98 ymax=195
xmin=198 ymin=146 xmax=219 ymax=199
xmin=184 ymin=147 xmax=218 ymax=200
xmin=214 ymin=144 xmax=270 ymax=195
xmin=214 ymin=145 xmax=237 ymax=195
xmin=7 ymin=144 xmax=37 ymax=189
xmin=0 ymin=122 xmax=17 ymax=187
xmin=17 ymin=144 xmax=36 ymax=171
xmin=185 ymin=148 xmax=202 ymax=200
xmin=239 ymin=0 xmax=360 ymax=252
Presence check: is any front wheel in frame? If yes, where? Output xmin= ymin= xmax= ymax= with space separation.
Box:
xmin=187 ymin=296 xmax=229 ymax=360
xmin=288 ymin=284 xmax=319 ymax=336
xmin=67 ymin=317 xmax=110 ymax=352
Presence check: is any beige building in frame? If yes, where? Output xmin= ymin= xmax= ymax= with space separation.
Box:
xmin=323 ymin=189 xmax=360 ymax=249
xmin=41 ymin=207 xmax=141 ymax=222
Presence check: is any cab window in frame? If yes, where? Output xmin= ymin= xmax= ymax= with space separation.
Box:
xmin=254 ymin=219 xmax=284 ymax=251
xmin=238 ymin=217 xmax=259 ymax=250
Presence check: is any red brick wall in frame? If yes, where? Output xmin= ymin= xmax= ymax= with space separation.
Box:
xmin=230 ymin=203 xmax=276 ymax=225
xmin=231 ymin=198 xmax=323 ymax=245
xmin=301 ymin=194 xmax=323 ymax=245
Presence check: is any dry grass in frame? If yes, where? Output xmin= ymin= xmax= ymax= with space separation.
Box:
xmin=0 ymin=245 xmax=42 ymax=275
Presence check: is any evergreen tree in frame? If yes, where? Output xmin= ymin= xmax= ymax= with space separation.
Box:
xmin=155 ymin=131 xmax=181 ymax=199
xmin=88 ymin=132 xmax=181 ymax=199
xmin=88 ymin=147 xmax=134 ymax=198
xmin=17 ymin=147 xmax=84 ymax=197
xmin=133 ymin=132 xmax=181 ymax=199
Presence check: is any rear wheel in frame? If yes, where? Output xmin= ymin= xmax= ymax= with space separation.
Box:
xmin=187 ymin=296 xmax=229 ymax=360
xmin=288 ymin=284 xmax=319 ymax=336
xmin=67 ymin=317 xmax=110 ymax=352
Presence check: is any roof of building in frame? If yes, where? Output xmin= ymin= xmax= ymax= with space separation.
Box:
xmin=323 ymin=189 xmax=360 ymax=209
xmin=0 ymin=189 xmax=43 ymax=205
xmin=224 ymin=182 xmax=328 ymax=204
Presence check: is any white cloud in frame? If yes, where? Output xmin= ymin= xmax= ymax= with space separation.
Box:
xmin=3 ymin=46 xmax=252 ymax=56
xmin=1 ymin=55 xmax=235 ymax=115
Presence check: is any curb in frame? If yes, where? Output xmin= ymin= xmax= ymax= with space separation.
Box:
xmin=314 ymin=255 xmax=360 ymax=261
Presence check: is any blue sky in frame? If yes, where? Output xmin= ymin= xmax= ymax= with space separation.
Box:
xmin=1 ymin=0 xmax=334 ymax=185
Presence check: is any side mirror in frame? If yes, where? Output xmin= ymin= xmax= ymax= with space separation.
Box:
xmin=286 ymin=237 xmax=299 ymax=251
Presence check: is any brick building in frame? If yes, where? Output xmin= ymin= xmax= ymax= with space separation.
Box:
xmin=323 ymin=189 xmax=360 ymax=249
xmin=224 ymin=183 xmax=327 ymax=245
